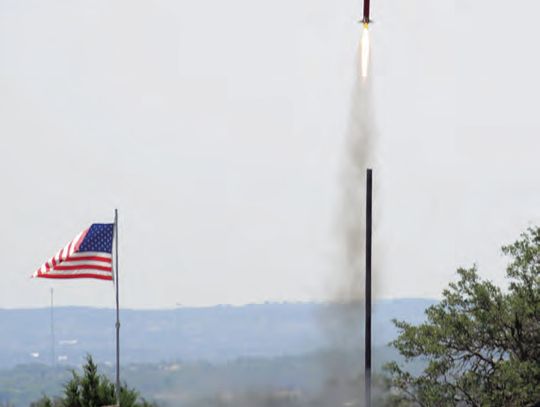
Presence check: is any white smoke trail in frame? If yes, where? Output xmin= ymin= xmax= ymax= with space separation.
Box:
xmin=337 ymin=35 xmax=375 ymax=305
xmin=318 ymin=29 xmax=377 ymax=407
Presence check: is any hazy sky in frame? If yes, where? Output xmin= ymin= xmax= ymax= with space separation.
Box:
xmin=1 ymin=0 xmax=539 ymax=308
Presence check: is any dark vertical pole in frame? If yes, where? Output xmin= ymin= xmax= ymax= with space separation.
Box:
xmin=114 ymin=209 xmax=121 ymax=406
xmin=50 ymin=287 xmax=55 ymax=367
xmin=365 ymin=169 xmax=372 ymax=407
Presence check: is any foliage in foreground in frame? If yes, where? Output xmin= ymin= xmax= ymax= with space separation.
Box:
xmin=385 ymin=227 xmax=540 ymax=406
xmin=30 ymin=355 xmax=156 ymax=407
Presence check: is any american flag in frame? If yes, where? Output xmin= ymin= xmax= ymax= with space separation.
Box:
xmin=33 ymin=223 xmax=115 ymax=281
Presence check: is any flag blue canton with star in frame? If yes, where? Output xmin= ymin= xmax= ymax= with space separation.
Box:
xmin=78 ymin=224 xmax=114 ymax=253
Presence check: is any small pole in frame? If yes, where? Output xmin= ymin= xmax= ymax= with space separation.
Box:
xmin=365 ymin=169 xmax=372 ymax=407
xmin=50 ymin=287 xmax=55 ymax=367
xmin=114 ymin=209 xmax=121 ymax=406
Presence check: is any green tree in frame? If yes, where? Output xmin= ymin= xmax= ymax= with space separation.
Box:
xmin=30 ymin=396 xmax=62 ymax=407
xmin=385 ymin=227 xmax=540 ymax=406
xmin=31 ymin=355 xmax=156 ymax=407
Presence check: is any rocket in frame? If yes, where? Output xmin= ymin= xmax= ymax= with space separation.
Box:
xmin=363 ymin=0 xmax=371 ymax=26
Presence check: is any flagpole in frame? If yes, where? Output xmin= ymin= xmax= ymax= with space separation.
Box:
xmin=50 ymin=287 xmax=55 ymax=367
xmin=114 ymin=209 xmax=121 ymax=406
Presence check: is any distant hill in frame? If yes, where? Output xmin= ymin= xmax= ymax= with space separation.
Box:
xmin=0 ymin=348 xmax=421 ymax=407
xmin=0 ymin=299 xmax=436 ymax=369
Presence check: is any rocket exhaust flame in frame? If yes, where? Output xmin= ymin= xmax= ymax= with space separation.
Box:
xmin=361 ymin=25 xmax=370 ymax=79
